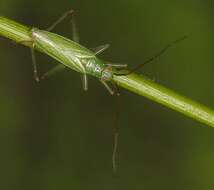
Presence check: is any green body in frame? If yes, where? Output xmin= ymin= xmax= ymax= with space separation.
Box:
xmin=32 ymin=28 xmax=108 ymax=79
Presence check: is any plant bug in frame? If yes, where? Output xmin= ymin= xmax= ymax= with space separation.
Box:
xmin=19 ymin=10 xmax=187 ymax=172
xmin=21 ymin=10 xmax=126 ymax=95
xmin=21 ymin=10 xmax=187 ymax=94
xmin=20 ymin=10 xmax=126 ymax=172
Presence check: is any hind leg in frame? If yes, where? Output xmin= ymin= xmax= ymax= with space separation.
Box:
xmin=46 ymin=9 xmax=74 ymax=32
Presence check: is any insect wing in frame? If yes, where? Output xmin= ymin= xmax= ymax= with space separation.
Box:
xmin=33 ymin=29 xmax=94 ymax=73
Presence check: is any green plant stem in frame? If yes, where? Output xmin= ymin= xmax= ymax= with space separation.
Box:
xmin=113 ymin=75 xmax=214 ymax=127
xmin=0 ymin=17 xmax=31 ymax=44
xmin=0 ymin=16 xmax=214 ymax=127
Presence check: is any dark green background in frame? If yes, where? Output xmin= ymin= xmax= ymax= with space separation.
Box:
xmin=0 ymin=0 xmax=214 ymax=189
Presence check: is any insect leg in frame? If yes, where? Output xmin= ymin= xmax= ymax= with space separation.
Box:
xmin=105 ymin=63 xmax=127 ymax=76
xmin=47 ymin=10 xmax=85 ymax=86
xmin=91 ymin=44 xmax=110 ymax=55
xmin=100 ymin=79 xmax=114 ymax=95
xmin=20 ymin=39 xmax=66 ymax=81
xmin=81 ymin=74 xmax=88 ymax=91
xmin=18 ymin=39 xmax=40 ymax=82
xmin=71 ymin=18 xmax=88 ymax=90
xmin=70 ymin=16 xmax=79 ymax=43
xmin=41 ymin=64 xmax=66 ymax=80
xmin=30 ymin=48 xmax=40 ymax=82
xmin=106 ymin=63 xmax=127 ymax=68
xmin=46 ymin=9 xmax=74 ymax=31
xmin=46 ymin=9 xmax=80 ymax=44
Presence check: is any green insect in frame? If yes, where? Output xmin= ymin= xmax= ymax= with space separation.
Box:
xmin=23 ymin=10 xmax=127 ymax=95
xmin=22 ymin=10 xmax=186 ymax=95
xmin=18 ymin=10 xmax=186 ymax=172
xmin=20 ymin=10 xmax=128 ymax=172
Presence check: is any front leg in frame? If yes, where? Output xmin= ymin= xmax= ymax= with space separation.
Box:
xmin=18 ymin=37 xmax=40 ymax=82
xmin=30 ymin=47 xmax=40 ymax=82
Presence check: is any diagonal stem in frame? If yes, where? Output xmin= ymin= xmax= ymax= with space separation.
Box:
xmin=113 ymin=74 xmax=214 ymax=127
xmin=0 ymin=16 xmax=214 ymax=127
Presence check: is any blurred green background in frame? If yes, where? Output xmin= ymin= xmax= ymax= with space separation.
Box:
xmin=0 ymin=0 xmax=214 ymax=189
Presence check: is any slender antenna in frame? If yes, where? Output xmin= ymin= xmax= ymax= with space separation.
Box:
xmin=116 ymin=35 xmax=188 ymax=76
xmin=111 ymin=83 xmax=121 ymax=172
xmin=112 ymin=132 xmax=119 ymax=172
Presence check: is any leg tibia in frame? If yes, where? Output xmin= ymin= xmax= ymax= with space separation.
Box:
xmin=31 ymin=48 xmax=40 ymax=82
xmin=81 ymin=74 xmax=88 ymax=91
xmin=47 ymin=9 xmax=74 ymax=31
xmin=41 ymin=64 xmax=66 ymax=80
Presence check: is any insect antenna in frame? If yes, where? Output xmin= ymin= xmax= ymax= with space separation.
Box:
xmin=111 ymin=82 xmax=121 ymax=172
xmin=115 ymin=35 xmax=188 ymax=76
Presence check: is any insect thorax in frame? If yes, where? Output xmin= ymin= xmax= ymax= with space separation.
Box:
xmin=85 ymin=58 xmax=103 ymax=78
xmin=85 ymin=58 xmax=113 ymax=81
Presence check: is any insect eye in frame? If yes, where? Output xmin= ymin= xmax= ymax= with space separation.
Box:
xmin=95 ymin=66 xmax=101 ymax=73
